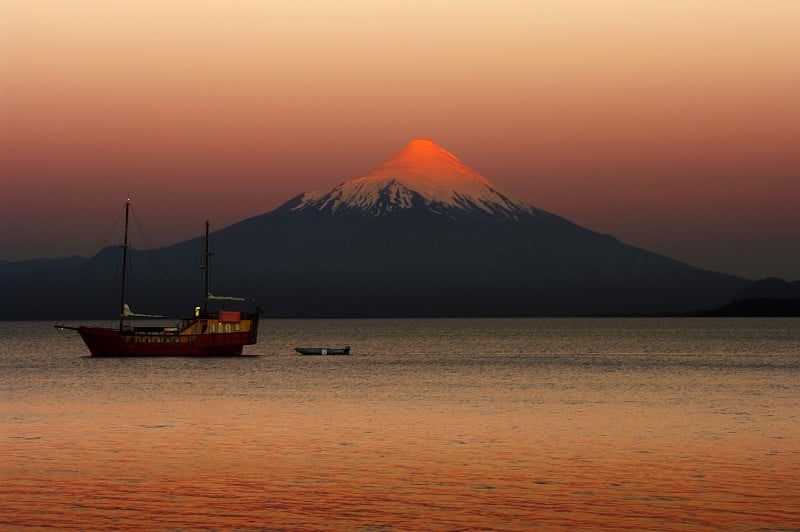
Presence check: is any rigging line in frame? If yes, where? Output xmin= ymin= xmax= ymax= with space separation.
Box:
xmin=208 ymin=247 xmax=225 ymax=307
xmin=103 ymin=204 xmax=127 ymax=251
xmin=190 ymin=233 xmax=204 ymax=293
xmin=104 ymin=233 xmax=124 ymax=330
xmin=55 ymin=204 xmax=126 ymax=325
xmin=205 ymin=227 xmax=250 ymax=310
xmin=128 ymin=205 xmax=182 ymax=310
xmin=206 ymin=228 xmax=221 ymax=304
xmin=213 ymin=232 xmax=255 ymax=299
xmin=207 ymin=230 xmax=249 ymax=309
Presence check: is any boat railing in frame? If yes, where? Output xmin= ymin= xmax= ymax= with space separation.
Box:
xmin=126 ymin=326 xmax=178 ymax=335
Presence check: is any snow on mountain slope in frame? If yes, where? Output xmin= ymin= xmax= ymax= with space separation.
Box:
xmin=292 ymin=139 xmax=537 ymax=218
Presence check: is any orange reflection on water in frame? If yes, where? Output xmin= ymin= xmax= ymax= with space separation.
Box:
xmin=2 ymin=395 xmax=799 ymax=530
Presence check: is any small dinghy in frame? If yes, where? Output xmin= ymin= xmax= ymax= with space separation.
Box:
xmin=295 ymin=346 xmax=351 ymax=355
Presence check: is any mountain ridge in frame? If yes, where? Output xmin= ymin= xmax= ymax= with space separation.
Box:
xmin=0 ymin=139 xmax=756 ymax=319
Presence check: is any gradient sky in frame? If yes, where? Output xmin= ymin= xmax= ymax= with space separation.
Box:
xmin=1 ymin=0 xmax=798 ymax=280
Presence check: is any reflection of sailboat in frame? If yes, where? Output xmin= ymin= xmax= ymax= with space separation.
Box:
xmin=58 ymin=198 xmax=261 ymax=356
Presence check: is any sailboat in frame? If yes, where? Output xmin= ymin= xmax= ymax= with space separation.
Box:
xmin=58 ymin=198 xmax=261 ymax=356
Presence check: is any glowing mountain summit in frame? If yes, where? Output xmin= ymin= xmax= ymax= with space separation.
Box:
xmin=292 ymin=139 xmax=536 ymax=218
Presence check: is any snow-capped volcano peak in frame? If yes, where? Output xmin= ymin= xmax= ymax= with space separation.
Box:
xmin=366 ymin=137 xmax=490 ymax=189
xmin=292 ymin=139 xmax=536 ymax=218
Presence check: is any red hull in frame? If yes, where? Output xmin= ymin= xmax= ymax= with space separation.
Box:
xmin=78 ymin=326 xmax=252 ymax=357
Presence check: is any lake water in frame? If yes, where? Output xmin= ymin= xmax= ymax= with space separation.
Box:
xmin=1 ymin=318 xmax=799 ymax=530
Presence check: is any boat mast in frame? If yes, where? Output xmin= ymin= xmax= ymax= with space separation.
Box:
xmin=203 ymin=220 xmax=210 ymax=313
xmin=119 ymin=196 xmax=130 ymax=332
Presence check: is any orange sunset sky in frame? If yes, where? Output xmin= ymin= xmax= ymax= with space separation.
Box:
xmin=1 ymin=0 xmax=798 ymax=279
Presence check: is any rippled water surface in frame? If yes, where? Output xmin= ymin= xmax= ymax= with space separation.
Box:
xmin=2 ymin=318 xmax=799 ymax=530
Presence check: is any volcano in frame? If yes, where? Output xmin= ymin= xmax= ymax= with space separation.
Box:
xmin=291 ymin=138 xmax=534 ymax=218
xmin=1 ymin=139 xmax=749 ymax=319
